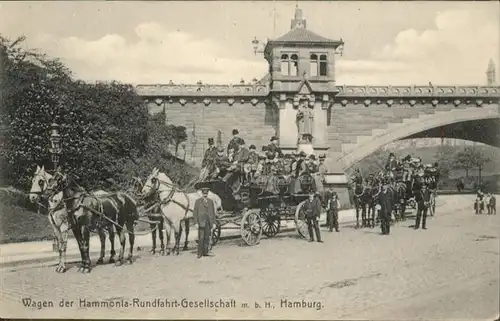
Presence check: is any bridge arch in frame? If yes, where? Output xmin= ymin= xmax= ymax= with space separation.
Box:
xmin=339 ymin=104 xmax=500 ymax=169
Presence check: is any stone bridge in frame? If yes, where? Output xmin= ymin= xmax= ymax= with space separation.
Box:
xmin=136 ymin=84 xmax=499 ymax=173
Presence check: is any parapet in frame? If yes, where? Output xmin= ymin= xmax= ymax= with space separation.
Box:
xmin=135 ymin=83 xmax=270 ymax=97
xmin=334 ymin=85 xmax=500 ymax=97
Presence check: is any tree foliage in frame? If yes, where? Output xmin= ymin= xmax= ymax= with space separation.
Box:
xmin=0 ymin=35 xmax=197 ymax=191
xmin=452 ymin=146 xmax=490 ymax=179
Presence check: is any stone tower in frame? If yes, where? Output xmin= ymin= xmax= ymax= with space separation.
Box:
xmin=486 ymin=59 xmax=496 ymax=85
xmin=263 ymin=6 xmax=344 ymax=158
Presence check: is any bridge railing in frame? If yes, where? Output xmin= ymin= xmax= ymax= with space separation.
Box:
xmin=334 ymin=85 xmax=500 ymax=97
xmin=136 ymin=83 xmax=270 ymax=97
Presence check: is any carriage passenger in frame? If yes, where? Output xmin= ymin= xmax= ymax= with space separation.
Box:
xmin=266 ymin=136 xmax=284 ymax=159
xmin=401 ymin=155 xmax=412 ymax=182
xmin=247 ymin=145 xmax=259 ymax=182
xmin=295 ymin=152 xmax=307 ymax=178
xmin=254 ymin=153 xmax=267 ymax=178
xmin=385 ymin=153 xmax=398 ymax=178
xmin=290 ymin=151 xmax=299 ymax=175
xmin=227 ymin=129 xmax=244 ymax=157
xmin=199 ymin=138 xmax=217 ymax=181
xmin=212 ymin=147 xmax=231 ymax=180
xmin=234 ymin=140 xmax=250 ymax=183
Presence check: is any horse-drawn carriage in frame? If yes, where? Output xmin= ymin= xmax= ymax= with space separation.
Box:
xmin=194 ymin=171 xmax=322 ymax=246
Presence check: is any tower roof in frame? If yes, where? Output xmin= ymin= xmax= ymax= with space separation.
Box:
xmin=266 ymin=6 xmax=341 ymax=47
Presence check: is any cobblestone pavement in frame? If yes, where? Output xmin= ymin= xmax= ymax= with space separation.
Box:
xmin=1 ymin=195 xmax=498 ymax=320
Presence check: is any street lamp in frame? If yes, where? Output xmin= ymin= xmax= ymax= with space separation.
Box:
xmin=48 ymin=122 xmax=62 ymax=171
xmin=335 ymin=38 xmax=345 ymax=57
xmin=251 ymin=37 xmax=267 ymax=55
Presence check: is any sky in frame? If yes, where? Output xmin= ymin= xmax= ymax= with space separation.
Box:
xmin=1 ymin=1 xmax=499 ymax=86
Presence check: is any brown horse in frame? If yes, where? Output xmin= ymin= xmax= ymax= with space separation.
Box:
xmin=130 ymin=177 xmax=171 ymax=255
xmin=47 ymin=172 xmax=138 ymax=273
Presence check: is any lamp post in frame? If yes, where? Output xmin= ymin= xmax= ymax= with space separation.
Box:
xmin=251 ymin=37 xmax=267 ymax=56
xmin=48 ymin=123 xmax=62 ymax=172
xmin=335 ymin=38 xmax=345 ymax=57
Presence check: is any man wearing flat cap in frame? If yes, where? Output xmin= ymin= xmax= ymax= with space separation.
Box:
xmin=193 ymin=187 xmax=217 ymax=258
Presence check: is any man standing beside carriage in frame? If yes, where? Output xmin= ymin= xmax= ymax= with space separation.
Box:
xmin=193 ymin=187 xmax=217 ymax=258
xmin=302 ymin=190 xmax=323 ymax=242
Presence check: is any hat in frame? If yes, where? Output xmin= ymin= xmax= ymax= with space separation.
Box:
xmin=299 ymin=151 xmax=306 ymax=157
xmin=389 ymin=153 xmax=395 ymax=157
xmin=249 ymin=144 xmax=256 ymax=150
xmin=201 ymin=187 xmax=210 ymax=194
xmin=239 ymin=139 xmax=246 ymax=145
xmin=232 ymin=129 xmax=239 ymax=135
xmin=319 ymin=154 xmax=326 ymax=159
xmin=309 ymin=154 xmax=316 ymax=160
xmin=208 ymin=138 xmax=214 ymax=145
xmin=270 ymin=136 xmax=278 ymax=142
xmin=258 ymin=153 xmax=266 ymax=159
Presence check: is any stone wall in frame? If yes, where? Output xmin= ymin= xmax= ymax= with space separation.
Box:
xmin=146 ymin=100 xmax=278 ymax=166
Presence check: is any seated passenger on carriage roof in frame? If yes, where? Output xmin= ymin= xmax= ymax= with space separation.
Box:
xmin=227 ymin=129 xmax=245 ymax=158
xmin=266 ymin=136 xmax=284 ymax=159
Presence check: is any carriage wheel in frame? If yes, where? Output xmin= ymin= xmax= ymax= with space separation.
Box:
xmin=260 ymin=204 xmax=281 ymax=238
xmin=211 ymin=220 xmax=222 ymax=246
xmin=294 ymin=201 xmax=309 ymax=239
xmin=241 ymin=210 xmax=262 ymax=246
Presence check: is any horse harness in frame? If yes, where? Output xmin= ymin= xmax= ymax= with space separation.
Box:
xmin=144 ymin=177 xmax=193 ymax=220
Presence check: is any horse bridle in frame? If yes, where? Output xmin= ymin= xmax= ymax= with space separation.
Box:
xmin=142 ymin=175 xmax=191 ymax=216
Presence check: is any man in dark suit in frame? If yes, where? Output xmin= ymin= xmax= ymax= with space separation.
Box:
xmin=326 ymin=190 xmax=340 ymax=232
xmin=415 ymin=184 xmax=431 ymax=229
xmin=193 ymin=188 xmax=217 ymax=258
xmin=302 ymin=191 xmax=323 ymax=242
xmin=378 ymin=182 xmax=393 ymax=235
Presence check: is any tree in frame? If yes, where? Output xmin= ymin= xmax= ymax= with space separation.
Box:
xmin=1 ymin=34 xmax=198 ymax=191
xmin=166 ymin=124 xmax=188 ymax=156
xmin=434 ymin=145 xmax=455 ymax=178
xmin=452 ymin=146 xmax=490 ymax=182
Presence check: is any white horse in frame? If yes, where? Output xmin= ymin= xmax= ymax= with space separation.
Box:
xmin=140 ymin=168 xmax=222 ymax=255
xmin=29 ymin=166 xmax=72 ymax=272
xmin=28 ymin=166 xmax=117 ymax=272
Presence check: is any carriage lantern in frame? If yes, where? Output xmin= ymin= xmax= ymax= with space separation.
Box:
xmin=48 ymin=123 xmax=62 ymax=171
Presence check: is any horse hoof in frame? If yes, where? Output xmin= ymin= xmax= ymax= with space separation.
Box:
xmin=115 ymin=260 xmax=124 ymax=267
xmin=159 ymin=250 xmax=165 ymax=256
xmin=126 ymin=258 xmax=133 ymax=264
xmin=182 ymin=246 xmax=188 ymax=251
xmin=108 ymin=258 xmax=115 ymax=264
xmin=56 ymin=266 xmax=66 ymax=273
xmin=82 ymin=267 xmax=91 ymax=274
xmin=96 ymin=258 xmax=104 ymax=265
xmin=149 ymin=249 xmax=156 ymax=255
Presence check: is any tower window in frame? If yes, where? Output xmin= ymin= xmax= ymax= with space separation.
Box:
xmin=310 ymin=54 xmax=318 ymax=77
xmin=319 ymin=55 xmax=328 ymax=76
xmin=290 ymin=54 xmax=298 ymax=76
xmin=281 ymin=54 xmax=289 ymax=76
